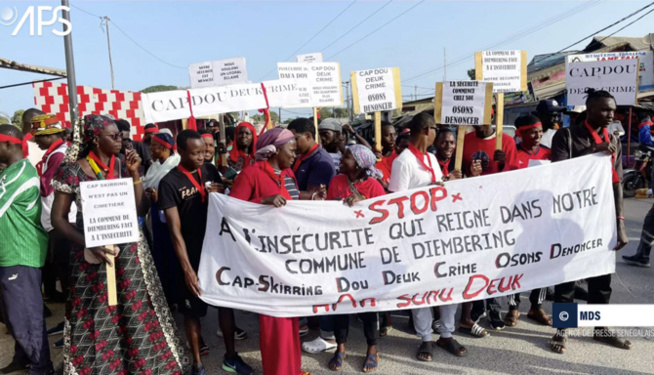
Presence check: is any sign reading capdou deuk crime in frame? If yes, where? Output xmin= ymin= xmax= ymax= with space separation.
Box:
xmin=434 ymin=81 xmax=493 ymax=125
xmin=141 ymin=83 xmax=267 ymax=123
xmin=351 ymin=67 xmax=402 ymax=114
xmin=80 ymin=178 xmax=139 ymax=248
xmin=566 ymin=59 xmax=639 ymax=106
xmin=198 ymin=154 xmax=616 ymax=317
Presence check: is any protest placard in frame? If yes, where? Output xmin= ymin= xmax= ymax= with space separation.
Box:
xmin=80 ymin=178 xmax=139 ymax=248
xmin=297 ymin=52 xmax=323 ymax=64
xmin=198 ymin=154 xmax=616 ymax=317
xmin=142 ymin=83 xmax=267 ymax=122
xmin=434 ymin=81 xmax=493 ymax=126
xmin=475 ymin=50 xmax=527 ymax=93
xmin=80 ymin=178 xmax=139 ymax=307
xmin=566 ymin=59 xmax=639 ymax=106
xmin=277 ymin=62 xmax=343 ymax=107
xmin=263 ymin=79 xmax=312 ymax=108
xmin=567 ymin=51 xmax=654 ymax=92
xmin=189 ymin=57 xmax=248 ymax=88
xmin=351 ymin=67 xmax=402 ymax=114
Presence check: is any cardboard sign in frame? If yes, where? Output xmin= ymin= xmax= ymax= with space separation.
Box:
xmin=142 ymin=83 xmax=267 ymax=123
xmin=351 ymin=67 xmax=402 ymax=114
xmin=198 ymin=154 xmax=616 ymax=317
xmin=189 ymin=57 xmax=248 ymax=88
xmin=475 ymin=50 xmax=527 ymax=93
xmin=567 ymin=51 xmax=654 ymax=92
xmin=434 ymin=81 xmax=493 ymax=125
xmin=297 ymin=53 xmax=323 ymax=64
xmin=80 ymin=178 xmax=139 ymax=248
xmin=277 ymin=62 xmax=343 ymax=107
xmin=263 ymin=79 xmax=312 ymax=108
xmin=565 ymin=59 xmax=639 ymax=106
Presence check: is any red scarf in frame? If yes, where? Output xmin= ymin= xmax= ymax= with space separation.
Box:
xmin=408 ymin=144 xmax=437 ymax=183
xmin=261 ymin=162 xmax=291 ymax=199
xmin=438 ymin=157 xmax=451 ymax=177
xmin=177 ymin=164 xmax=207 ymax=203
xmin=584 ymin=121 xmax=620 ymax=184
xmin=36 ymin=139 xmax=64 ymax=177
xmin=88 ymin=151 xmax=116 ymax=180
xmin=639 ymin=121 xmax=653 ymax=130
xmin=178 ymin=164 xmax=206 ymax=203
xmin=292 ymin=143 xmax=319 ymax=173
xmin=228 ymin=122 xmax=258 ymax=166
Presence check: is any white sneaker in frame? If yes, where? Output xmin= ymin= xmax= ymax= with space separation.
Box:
xmin=301 ymin=336 xmax=337 ymax=354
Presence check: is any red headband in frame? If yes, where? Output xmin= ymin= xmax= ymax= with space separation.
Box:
xmin=201 ymin=133 xmax=214 ymax=140
xmin=517 ymin=122 xmax=542 ymax=134
xmin=0 ymin=134 xmax=22 ymax=145
xmin=144 ymin=127 xmax=159 ymax=134
xmin=152 ymin=135 xmax=173 ymax=150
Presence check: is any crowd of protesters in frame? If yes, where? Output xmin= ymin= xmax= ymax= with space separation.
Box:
xmin=0 ymin=88 xmax=649 ymax=375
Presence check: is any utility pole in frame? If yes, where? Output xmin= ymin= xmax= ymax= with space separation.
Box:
xmin=103 ymin=16 xmax=115 ymax=89
xmin=278 ymin=107 xmax=281 ymax=124
xmin=61 ymin=0 xmax=78 ymax=123
xmin=414 ymin=85 xmax=417 ymax=101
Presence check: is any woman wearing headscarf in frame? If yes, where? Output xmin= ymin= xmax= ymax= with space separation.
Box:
xmin=51 ymin=115 xmax=184 ymax=374
xmin=227 ymin=122 xmax=257 ymax=172
xmin=326 ymin=145 xmax=384 ymax=373
xmin=142 ymin=133 xmax=181 ymax=307
xmin=229 ymin=127 xmax=309 ymax=375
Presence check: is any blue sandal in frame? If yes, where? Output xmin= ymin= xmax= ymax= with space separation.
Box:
xmin=362 ymin=352 xmax=379 ymax=373
xmin=328 ymin=352 xmax=346 ymax=371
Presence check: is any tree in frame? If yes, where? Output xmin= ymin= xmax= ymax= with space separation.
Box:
xmin=0 ymin=114 xmax=9 ymax=125
xmin=333 ymin=107 xmax=348 ymax=118
xmin=11 ymin=110 xmax=24 ymax=127
xmin=140 ymin=85 xmax=179 ymax=93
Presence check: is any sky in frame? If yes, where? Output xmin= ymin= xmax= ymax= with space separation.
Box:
xmin=1 ymin=0 xmax=653 ymax=121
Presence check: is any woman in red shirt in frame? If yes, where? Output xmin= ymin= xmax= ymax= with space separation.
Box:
xmin=229 ymin=128 xmax=310 ymax=375
xmin=326 ymin=145 xmax=384 ymax=373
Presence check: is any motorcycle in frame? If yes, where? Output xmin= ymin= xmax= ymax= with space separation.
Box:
xmin=622 ymin=146 xmax=653 ymax=198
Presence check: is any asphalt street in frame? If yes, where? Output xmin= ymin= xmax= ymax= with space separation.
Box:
xmin=1 ymin=198 xmax=653 ymax=375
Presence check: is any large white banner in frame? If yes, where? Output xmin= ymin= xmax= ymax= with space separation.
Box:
xmin=141 ymin=83 xmax=266 ymax=123
xmin=566 ymin=59 xmax=639 ymax=106
xmin=198 ymin=154 xmax=617 ymax=317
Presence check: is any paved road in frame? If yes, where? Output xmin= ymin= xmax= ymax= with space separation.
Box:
xmin=2 ymin=199 xmax=653 ymax=375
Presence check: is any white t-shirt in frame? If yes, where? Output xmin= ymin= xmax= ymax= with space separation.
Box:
xmin=27 ymin=140 xmax=45 ymax=167
xmin=540 ymin=129 xmax=557 ymax=148
xmin=388 ymin=147 xmax=443 ymax=192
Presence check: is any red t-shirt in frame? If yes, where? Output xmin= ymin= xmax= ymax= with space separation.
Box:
xmin=327 ymin=174 xmax=386 ymax=201
xmin=515 ymin=144 xmax=551 ymax=169
xmin=462 ymin=132 xmax=519 ymax=175
xmin=375 ymin=151 xmax=398 ymax=185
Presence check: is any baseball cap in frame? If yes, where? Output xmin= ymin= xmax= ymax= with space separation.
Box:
xmin=536 ymin=99 xmax=566 ymax=113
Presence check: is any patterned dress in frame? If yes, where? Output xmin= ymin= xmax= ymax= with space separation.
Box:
xmin=53 ymin=162 xmax=184 ymax=375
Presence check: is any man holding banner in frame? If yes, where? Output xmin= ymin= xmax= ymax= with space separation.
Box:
xmin=389 ymin=113 xmax=467 ymax=360
xmin=549 ymin=89 xmax=631 ymax=354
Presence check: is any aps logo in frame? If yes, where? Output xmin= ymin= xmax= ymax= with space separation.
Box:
xmin=0 ymin=5 xmax=72 ymax=36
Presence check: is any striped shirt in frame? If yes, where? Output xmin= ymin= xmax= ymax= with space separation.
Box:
xmin=275 ymin=168 xmax=300 ymax=200
xmin=0 ymin=159 xmax=48 ymax=267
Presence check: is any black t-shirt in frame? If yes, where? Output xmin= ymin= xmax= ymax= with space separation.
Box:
xmin=158 ymin=163 xmax=221 ymax=269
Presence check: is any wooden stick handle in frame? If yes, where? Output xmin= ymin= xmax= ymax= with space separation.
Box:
xmin=454 ymin=127 xmax=466 ymax=172
xmin=495 ymin=93 xmax=504 ymax=150
xmin=106 ymin=246 xmax=118 ymax=306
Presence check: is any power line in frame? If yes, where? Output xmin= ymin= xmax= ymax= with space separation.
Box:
xmin=70 ymin=2 xmax=186 ymax=70
xmin=403 ymin=0 xmax=603 ymax=82
xmin=321 ymin=0 xmax=393 ymax=52
xmin=555 ymin=1 xmax=654 ymax=53
xmin=594 ymin=8 xmax=654 ymax=45
xmin=256 ymin=1 xmax=357 ymax=80
xmin=326 ymin=0 xmax=425 ymax=60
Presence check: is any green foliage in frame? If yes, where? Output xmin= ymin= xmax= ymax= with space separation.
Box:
xmin=140 ymin=85 xmax=179 ymax=93
xmin=11 ymin=110 xmax=24 ymax=127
